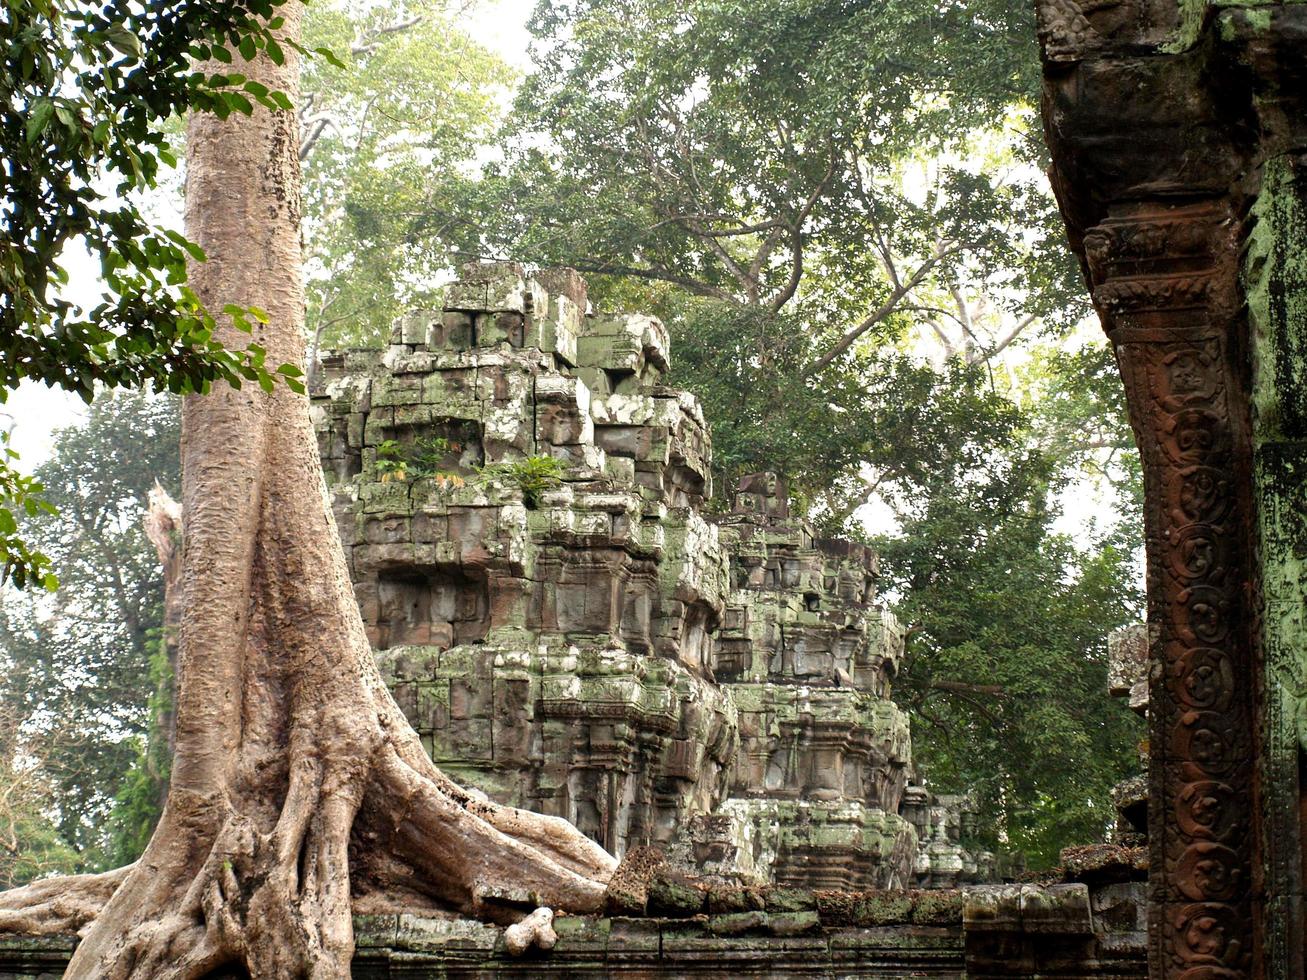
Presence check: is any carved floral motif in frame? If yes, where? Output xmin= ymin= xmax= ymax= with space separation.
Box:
xmin=1087 ymin=204 xmax=1254 ymax=979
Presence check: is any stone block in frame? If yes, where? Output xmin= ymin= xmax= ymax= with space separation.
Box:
xmin=962 ymin=885 xmax=1023 ymax=932
xmin=445 ymin=262 xmax=546 ymax=316
xmin=394 ymin=914 xmax=498 ymax=953
xmin=1107 ymin=623 xmax=1149 ymax=715
xmin=429 ymin=310 xmax=474 ymax=349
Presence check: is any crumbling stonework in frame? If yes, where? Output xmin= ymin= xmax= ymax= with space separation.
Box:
xmin=314 ymin=263 xmax=735 ymax=856
xmin=693 ymin=474 xmax=917 ymax=889
xmin=903 ymin=787 xmax=1001 ymax=889
xmin=1105 ymin=625 xmax=1148 ymax=841
xmin=311 ymin=262 xmax=988 ymax=890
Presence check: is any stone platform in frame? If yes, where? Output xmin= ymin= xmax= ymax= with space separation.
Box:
xmin=0 ymin=883 xmax=1144 ymax=979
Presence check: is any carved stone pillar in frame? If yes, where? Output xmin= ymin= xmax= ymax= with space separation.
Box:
xmin=1085 ymin=201 xmax=1258 ymax=977
xmin=1039 ymin=3 xmax=1307 ymax=977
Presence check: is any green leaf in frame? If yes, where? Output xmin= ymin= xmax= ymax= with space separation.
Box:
xmin=238 ymin=35 xmax=257 ymax=61
xmin=313 ymin=46 xmax=347 ymax=70
xmin=26 ymin=99 xmax=54 ymax=144
xmin=104 ymin=25 xmax=142 ymax=59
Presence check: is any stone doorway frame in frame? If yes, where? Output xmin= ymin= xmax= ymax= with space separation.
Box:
xmin=1038 ymin=2 xmax=1307 ymax=976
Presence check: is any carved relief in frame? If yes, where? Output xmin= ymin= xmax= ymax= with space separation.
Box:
xmin=1086 ymin=204 xmax=1254 ymax=979
xmin=1035 ymin=0 xmax=1101 ymax=62
xmin=1039 ymin=6 xmax=1307 ymax=974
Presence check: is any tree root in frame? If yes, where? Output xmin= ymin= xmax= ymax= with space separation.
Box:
xmin=0 ymin=725 xmax=617 ymax=978
xmin=0 ymin=663 xmax=617 ymax=977
xmin=0 ymin=866 xmax=132 ymax=936
xmin=364 ymin=746 xmax=611 ymax=921
xmin=503 ymin=907 xmax=556 ymax=956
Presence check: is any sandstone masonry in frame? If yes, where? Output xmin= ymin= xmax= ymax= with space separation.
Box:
xmin=310 ymin=262 xmax=993 ymax=890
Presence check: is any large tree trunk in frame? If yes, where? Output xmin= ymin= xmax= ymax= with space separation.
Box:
xmin=1 ymin=7 xmax=613 ymax=977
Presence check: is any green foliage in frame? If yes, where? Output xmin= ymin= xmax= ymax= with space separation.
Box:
xmin=105 ymin=632 xmax=175 ymax=867
xmin=0 ymin=390 xmax=179 ymax=865
xmin=0 ymin=431 xmax=58 ymax=590
xmin=1022 ymin=342 xmax=1144 ymax=524
xmin=299 ymin=0 xmax=508 ymax=354
xmin=409 ymin=435 xmax=456 ymax=474
xmin=448 ymin=0 xmax=1086 ymax=355
xmin=374 ymin=438 xmax=410 ymax=479
xmin=479 ymin=455 xmax=566 ymax=508
xmin=0 ymin=703 xmax=86 ymax=887
xmin=872 ymin=395 xmax=1144 ymax=866
xmin=663 ymin=296 xmax=1044 ymax=528
xmin=0 ymin=0 xmax=312 ymax=586
xmin=374 ymin=434 xmax=460 ymax=481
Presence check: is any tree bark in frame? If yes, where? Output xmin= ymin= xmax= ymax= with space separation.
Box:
xmin=1 ymin=8 xmax=614 ymax=976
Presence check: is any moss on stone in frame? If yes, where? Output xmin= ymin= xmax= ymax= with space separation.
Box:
xmin=762 ymin=887 xmax=816 ymax=913
xmin=909 ymin=890 xmax=965 ymax=926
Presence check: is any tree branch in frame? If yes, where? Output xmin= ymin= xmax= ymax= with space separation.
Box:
xmin=804 ymin=254 xmax=944 ymax=376
xmin=967 ymin=312 xmax=1039 ymax=365
xmin=762 ymin=153 xmax=834 ymax=313
xmin=767 ymin=228 xmax=804 ymax=313
xmin=928 ymin=679 xmax=1007 ymax=697
xmin=299 ymin=115 xmax=333 ymax=160
xmin=564 ymin=258 xmax=734 ymax=301
xmin=350 ymin=15 xmax=424 ymax=56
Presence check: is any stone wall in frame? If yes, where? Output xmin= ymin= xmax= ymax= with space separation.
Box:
xmin=0 ymin=881 xmax=1146 ymax=979
xmin=311 ymin=262 xmax=994 ymax=889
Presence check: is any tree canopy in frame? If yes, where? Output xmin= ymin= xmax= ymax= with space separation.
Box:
xmin=450 ymin=0 xmax=1083 ymax=334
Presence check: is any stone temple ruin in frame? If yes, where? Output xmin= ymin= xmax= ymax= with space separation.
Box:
xmin=20 ymin=1 xmax=1307 ymax=975
xmin=0 ymin=261 xmax=1155 ymax=978
xmin=310 ymin=262 xmax=994 ymax=893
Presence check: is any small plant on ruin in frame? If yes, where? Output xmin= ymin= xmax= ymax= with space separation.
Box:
xmin=376 ymin=436 xmax=466 ymax=483
xmin=375 ymin=439 xmax=408 ymax=482
xmin=408 ymin=435 xmax=459 ymax=477
xmin=478 ymin=455 xmax=566 ymax=508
